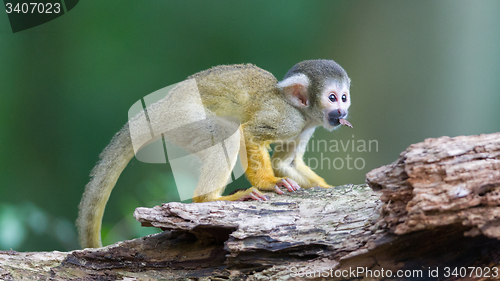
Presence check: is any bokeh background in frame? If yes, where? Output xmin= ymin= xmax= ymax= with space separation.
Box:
xmin=0 ymin=0 xmax=499 ymax=251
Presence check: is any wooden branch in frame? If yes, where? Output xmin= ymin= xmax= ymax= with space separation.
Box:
xmin=1 ymin=133 xmax=500 ymax=280
xmin=133 ymin=184 xmax=383 ymax=265
xmin=2 ymin=185 xmax=384 ymax=280
xmin=366 ymin=133 xmax=500 ymax=237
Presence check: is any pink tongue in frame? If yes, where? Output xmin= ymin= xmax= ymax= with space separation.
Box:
xmin=339 ymin=118 xmax=353 ymax=128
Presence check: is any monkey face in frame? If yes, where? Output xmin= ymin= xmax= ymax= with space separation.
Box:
xmin=320 ymin=82 xmax=351 ymax=131
xmin=277 ymin=59 xmax=351 ymax=132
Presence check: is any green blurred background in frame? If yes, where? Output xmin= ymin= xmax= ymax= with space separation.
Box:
xmin=0 ymin=0 xmax=499 ymax=251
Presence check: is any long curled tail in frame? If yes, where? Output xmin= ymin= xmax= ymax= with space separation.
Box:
xmin=76 ymin=123 xmax=135 ymax=248
xmin=76 ymin=77 xmax=228 ymax=248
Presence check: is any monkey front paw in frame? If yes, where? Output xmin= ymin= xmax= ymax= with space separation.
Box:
xmin=274 ymin=178 xmax=301 ymax=194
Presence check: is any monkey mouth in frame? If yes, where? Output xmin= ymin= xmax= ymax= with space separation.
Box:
xmin=329 ymin=118 xmax=341 ymax=126
xmin=329 ymin=118 xmax=353 ymax=128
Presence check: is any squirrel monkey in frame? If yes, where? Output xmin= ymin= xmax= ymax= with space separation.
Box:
xmin=77 ymin=59 xmax=351 ymax=248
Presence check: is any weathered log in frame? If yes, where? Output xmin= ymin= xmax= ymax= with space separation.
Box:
xmin=3 ymin=185 xmax=387 ymax=280
xmin=1 ymin=133 xmax=500 ymax=280
xmin=133 ymin=185 xmax=383 ymax=266
xmin=366 ymin=132 xmax=500 ymax=238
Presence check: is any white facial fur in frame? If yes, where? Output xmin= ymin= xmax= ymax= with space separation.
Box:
xmin=320 ymin=81 xmax=351 ymax=131
xmin=278 ymin=74 xmax=351 ymax=131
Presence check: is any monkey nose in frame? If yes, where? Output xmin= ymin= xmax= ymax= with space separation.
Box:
xmin=329 ymin=109 xmax=347 ymax=119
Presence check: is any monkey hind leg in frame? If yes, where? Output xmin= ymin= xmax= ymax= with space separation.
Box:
xmin=187 ymin=120 xmax=252 ymax=202
xmin=219 ymin=187 xmax=269 ymax=201
xmin=191 ymin=152 xmax=269 ymax=202
xmin=190 ymin=122 xmax=271 ymax=202
xmin=190 ymin=144 xmax=235 ymax=202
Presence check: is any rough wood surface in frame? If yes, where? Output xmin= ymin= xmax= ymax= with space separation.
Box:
xmin=134 ymin=184 xmax=382 ymax=265
xmin=366 ymin=132 xmax=500 ymax=238
xmin=2 ymin=185 xmax=389 ymax=280
xmin=2 ymin=133 xmax=500 ymax=280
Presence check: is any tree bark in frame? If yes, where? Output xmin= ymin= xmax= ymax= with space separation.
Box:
xmin=1 ymin=133 xmax=499 ymax=280
xmin=366 ymin=133 xmax=500 ymax=238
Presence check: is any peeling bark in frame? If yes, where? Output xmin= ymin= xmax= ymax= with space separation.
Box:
xmin=366 ymin=133 xmax=500 ymax=238
xmin=1 ymin=133 xmax=500 ymax=280
xmin=133 ymin=185 xmax=383 ymax=266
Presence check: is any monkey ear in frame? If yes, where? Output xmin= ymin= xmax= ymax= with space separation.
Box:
xmin=277 ymin=73 xmax=310 ymax=108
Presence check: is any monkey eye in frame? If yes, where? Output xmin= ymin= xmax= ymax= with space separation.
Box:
xmin=342 ymin=94 xmax=347 ymax=102
xmin=328 ymin=93 xmax=337 ymax=102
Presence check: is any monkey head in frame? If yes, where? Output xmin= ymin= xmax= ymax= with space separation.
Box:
xmin=277 ymin=59 xmax=351 ymax=131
